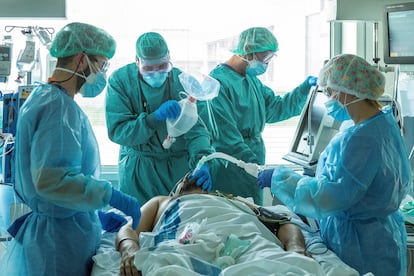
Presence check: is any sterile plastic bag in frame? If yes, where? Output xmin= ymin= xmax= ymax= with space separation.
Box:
xmin=162 ymin=95 xmax=198 ymax=149
xmin=178 ymin=71 xmax=220 ymax=101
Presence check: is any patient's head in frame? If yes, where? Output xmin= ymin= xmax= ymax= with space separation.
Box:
xmin=174 ymin=172 xmax=207 ymax=197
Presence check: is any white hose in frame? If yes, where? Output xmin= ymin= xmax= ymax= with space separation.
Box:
xmin=195 ymin=152 xmax=262 ymax=178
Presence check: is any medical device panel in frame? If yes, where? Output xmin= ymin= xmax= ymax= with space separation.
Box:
xmin=383 ymin=1 xmax=414 ymax=64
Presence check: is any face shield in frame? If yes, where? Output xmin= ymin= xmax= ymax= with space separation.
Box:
xmin=138 ymin=61 xmax=173 ymax=76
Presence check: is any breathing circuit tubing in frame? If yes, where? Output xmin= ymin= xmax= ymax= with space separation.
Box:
xmin=194 ymin=152 xmax=263 ymax=178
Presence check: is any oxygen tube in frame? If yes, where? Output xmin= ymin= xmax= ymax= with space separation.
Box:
xmin=194 ymin=152 xmax=263 ymax=178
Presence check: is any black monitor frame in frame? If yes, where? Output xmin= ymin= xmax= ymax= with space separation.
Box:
xmin=383 ymin=2 xmax=414 ymax=64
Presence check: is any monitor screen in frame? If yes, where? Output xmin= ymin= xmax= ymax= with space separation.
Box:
xmin=383 ymin=2 xmax=414 ymax=64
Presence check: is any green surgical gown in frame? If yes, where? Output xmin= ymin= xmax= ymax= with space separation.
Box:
xmin=199 ymin=64 xmax=312 ymax=204
xmin=106 ymin=63 xmax=214 ymax=204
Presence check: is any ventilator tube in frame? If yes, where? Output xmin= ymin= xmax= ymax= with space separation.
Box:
xmin=194 ymin=152 xmax=263 ymax=178
xmin=163 ymin=96 xmax=198 ymax=149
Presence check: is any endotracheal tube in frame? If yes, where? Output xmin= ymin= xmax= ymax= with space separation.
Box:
xmin=194 ymin=152 xmax=263 ymax=178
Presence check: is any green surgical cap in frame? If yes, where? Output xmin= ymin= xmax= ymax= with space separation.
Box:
xmin=136 ymin=32 xmax=169 ymax=60
xmin=231 ymin=27 xmax=278 ymax=55
xmin=50 ymin=22 xmax=116 ymax=59
xmin=318 ymin=54 xmax=385 ymax=100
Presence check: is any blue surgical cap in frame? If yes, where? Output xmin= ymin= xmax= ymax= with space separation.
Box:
xmin=231 ymin=27 xmax=279 ymax=55
xmin=49 ymin=22 xmax=116 ymax=59
xmin=318 ymin=54 xmax=385 ymax=100
xmin=136 ymin=32 xmax=169 ymax=63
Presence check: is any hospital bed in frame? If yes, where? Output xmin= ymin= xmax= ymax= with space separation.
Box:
xmin=90 ymin=194 xmax=369 ymax=276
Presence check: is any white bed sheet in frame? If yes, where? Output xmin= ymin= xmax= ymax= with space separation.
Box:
xmin=91 ymin=195 xmax=368 ymax=276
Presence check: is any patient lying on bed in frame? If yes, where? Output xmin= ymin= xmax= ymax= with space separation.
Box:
xmin=110 ymin=175 xmax=360 ymax=276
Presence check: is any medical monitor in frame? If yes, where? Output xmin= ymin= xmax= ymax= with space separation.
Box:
xmin=383 ymin=2 xmax=414 ymax=64
xmin=283 ymin=88 xmax=342 ymax=174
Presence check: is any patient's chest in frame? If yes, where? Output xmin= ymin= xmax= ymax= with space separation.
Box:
xmin=150 ymin=194 xmax=279 ymax=246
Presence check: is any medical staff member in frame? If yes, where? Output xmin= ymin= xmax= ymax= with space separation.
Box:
xmin=105 ymin=32 xmax=213 ymax=204
xmin=0 ymin=22 xmax=141 ymax=276
xmin=257 ymin=54 xmax=412 ymax=276
xmin=198 ymin=27 xmax=317 ymax=205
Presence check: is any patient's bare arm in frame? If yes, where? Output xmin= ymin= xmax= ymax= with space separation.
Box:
xmin=277 ymin=223 xmax=308 ymax=256
xmin=116 ymin=195 xmax=171 ymax=276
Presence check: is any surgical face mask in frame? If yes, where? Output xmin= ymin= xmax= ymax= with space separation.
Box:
xmin=324 ymin=95 xmax=364 ymax=122
xmin=78 ymin=55 xmax=108 ymax=98
xmin=324 ymin=99 xmax=350 ymax=122
xmin=55 ymin=56 xmax=108 ymax=98
xmin=78 ymin=71 xmax=107 ymax=97
xmin=142 ymin=71 xmax=169 ymax=88
xmin=246 ymin=59 xmax=268 ymax=76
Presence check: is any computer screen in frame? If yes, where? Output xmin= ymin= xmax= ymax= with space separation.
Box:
xmin=383 ymin=2 xmax=414 ymax=64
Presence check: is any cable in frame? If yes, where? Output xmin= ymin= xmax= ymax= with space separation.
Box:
xmin=0 ymin=134 xmax=14 ymax=157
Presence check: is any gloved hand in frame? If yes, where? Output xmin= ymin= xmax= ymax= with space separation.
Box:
xmin=257 ymin=169 xmax=274 ymax=189
xmin=306 ymin=76 xmax=318 ymax=86
xmin=98 ymin=210 xmax=128 ymax=233
xmin=154 ymin=100 xmax=181 ymax=121
xmin=109 ymin=188 xmax=141 ymax=229
xmin=189 ymin=163 xmax=212 ymax=192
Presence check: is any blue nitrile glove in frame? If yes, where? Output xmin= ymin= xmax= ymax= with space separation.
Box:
xmin=109 ymin=188 xmax=141 ymax=229
xmin=257 ymin=169 xmax=274 ymax=189
xmin=154 ymin=100 xmax=181 ymax=121
xmin=98 ymin=210 xmax=127 ymax=233
xmin=189 ymin=163 xmax=212 ymax=192
xmin=306 ymin=76 xmax=318 ymax=86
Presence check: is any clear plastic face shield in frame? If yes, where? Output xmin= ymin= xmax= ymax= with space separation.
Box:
xmin=138 ymin=61 xmax=173 ymax=76
xmin=136 ymin=54 xmax=172 ymax=76
xmin=137 ymin=58 xmax=173 ymax=88
xmin=241 ymin=50 xmax=277 ymax=64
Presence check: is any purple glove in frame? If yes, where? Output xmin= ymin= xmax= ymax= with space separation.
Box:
xmin=109 ymin=188 xmax=141 ymax=229
xmin=155 ymin=100 xmax=181 ymax=121
xmin=189 ymin=164 xmax=212 ymax=192
xmin=306 ymin=76 xmax=318 ymax=86
xmin=257 ymin=169 xmax=274 ymax=189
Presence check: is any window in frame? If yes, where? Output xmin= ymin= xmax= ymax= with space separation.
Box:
xmin=0 ymin=0 xmax=328 ymax=166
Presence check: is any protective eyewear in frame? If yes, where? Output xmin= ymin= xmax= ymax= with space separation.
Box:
xmin=139 ymin=62 xmax=172 ymax=75
xmin=254 ymin=51 xmax=277 ymax=64
xmin=322 ymin=87 xmax=336 ymax=98
xmin=88 ymin=55 xmax=110 ymax=73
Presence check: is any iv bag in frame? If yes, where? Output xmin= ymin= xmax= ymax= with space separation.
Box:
xmin=178 ymin=71 xmax=220 ymax=101
xmin=16 ymin=34 xmax=36 ymax=72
